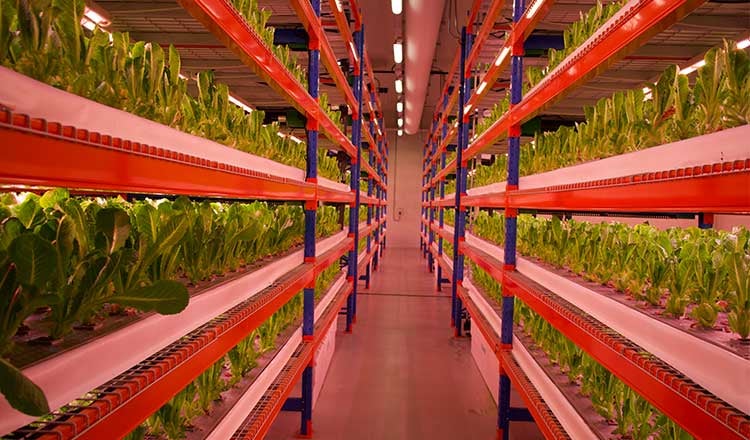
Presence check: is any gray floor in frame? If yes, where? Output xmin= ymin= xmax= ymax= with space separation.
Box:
xmin=267 ymin=247 xmax=543 ymax=440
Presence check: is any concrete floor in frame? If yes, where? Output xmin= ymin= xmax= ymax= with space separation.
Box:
xmin=267 ymin=247 xmax=543 ymax=440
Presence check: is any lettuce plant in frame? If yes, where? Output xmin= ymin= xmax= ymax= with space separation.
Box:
xmin=468 ymin=42 xmax=748 ymax=190
xmin=0 ymin=0 xmax=344 ymax=182
xmin=470 ymin=211 xmax=750 ymax=337
xmin=471 ymin=264 xmax=691 ymax=439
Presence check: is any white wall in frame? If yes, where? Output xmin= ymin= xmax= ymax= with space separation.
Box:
xmin=386 ymin=132 xmax=424 ymax=248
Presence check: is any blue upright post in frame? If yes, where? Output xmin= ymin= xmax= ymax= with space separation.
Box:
xmin=452 ymin=27 xmax=472 ymax=334
xmin=421 ymin=147 xmax=426 ymax=252
xmin=436 ymin=91 xmax=450 ymax=291
xmin=299 ymin=0 xmax=320 ymax=436
xmin=346 ymin=24 xmax=365 ymax=330
xmin=380 ymin=120 xmax=387 ymax=256
xmin=365 ymin=95 xmax=375 ymax=288
xmin=498 ymin=0 xmax=525 ymax=438
xmin=428 ymin=120 xmax=439 ymax=273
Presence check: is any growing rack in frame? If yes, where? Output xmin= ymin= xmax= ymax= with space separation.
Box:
xmin=0 ymin=0 xmax=387 ymax=438
xmin=420 ymin=0 xmax=750 ymax=439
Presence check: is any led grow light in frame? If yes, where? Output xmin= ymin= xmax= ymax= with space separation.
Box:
xmin=229 ymin=94 xmax=253 ymax=113
xmin=393 ymin=41 xmax=403 ymax=64
xmin=392 ymin=0 xmax=402 ymax=15
xmin=395 ymin=79 xmax=403 ymax=94
xmin=83 ymin=6 xmax=110 ymax=27
xmin=679 ymin=59 xmax=705 ymax=75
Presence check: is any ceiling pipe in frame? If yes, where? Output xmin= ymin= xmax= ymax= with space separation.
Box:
xmin=404 ymin=0 xmax=446 ymax=134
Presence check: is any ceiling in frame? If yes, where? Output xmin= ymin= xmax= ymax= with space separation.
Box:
xmin=92 ymin=0 xmax=749 ymax=139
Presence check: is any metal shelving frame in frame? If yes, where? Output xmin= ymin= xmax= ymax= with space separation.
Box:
xmin=420 ymin=0 xmax=750 ymax=439
xmin=0 ymin=0 xmax=388 ymax=438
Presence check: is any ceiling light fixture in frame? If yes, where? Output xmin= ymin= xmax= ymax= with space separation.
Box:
xmin=391 ymin=0 xmax=402 ymax=15
xmin=397 ymin=102 xmax=403 ymax=113
xmin=393 ymin=41 xmax=403 ymax=64
xmin=395 ymin=79 xmax=403 ymax=94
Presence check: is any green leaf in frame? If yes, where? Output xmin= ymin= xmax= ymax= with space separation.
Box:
xmin=109 ymin=280 xmax=188 ymax=314
xmin=0 ymin=357 xmax=50 ymax=416
xmin=14 ymin=195 xmax=43 ymax=229
xmin=10 ymin=234 xmax=58 ymax=288
xmin=168 ymin=44 xmax=181 ymax=85
xmin=96 ymin=207 xmax=131 ymax=254
xmin=39 ymin=188 xmax=69 ymax=209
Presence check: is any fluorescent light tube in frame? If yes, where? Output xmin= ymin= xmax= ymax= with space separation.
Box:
xmin=679 ymin=59 xmax=705 ymax=75
xmin=392 ymin=0 xmax=402 ymax=15
xmin=81 ymin=18 xmax=96 ymax=31
xmin=229 ymin=94 xmax=253 ymax=113
xmin=83 ymin=7 xmax=109 ymax=26
xmin=393 ymin=41 xmax=403 ymax=64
